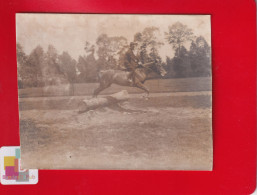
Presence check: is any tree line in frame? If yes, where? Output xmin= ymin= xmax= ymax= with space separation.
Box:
xmin=17 ymin=22 xmax=211 ymax=88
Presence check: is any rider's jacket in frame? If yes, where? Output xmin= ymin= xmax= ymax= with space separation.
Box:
xmin=124 ymin=48 xmax=138 ymax=71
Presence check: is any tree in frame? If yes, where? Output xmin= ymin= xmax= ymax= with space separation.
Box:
xmin=85 ymin=47 xmax=98 ymax=82
xmin=189 ymin=36 xmax=211 ymax=77
xmin=26 ymin=45 xmax=45 ymax=87
xmin=44 ymin=45 xmax=64 ymax=85
xmin=96 ymin=34 xmax=128 ymax=70
xmin=46 ymin=45 xmax=59 ymax=74
xmin=165 ymin=22 xmax=194 ymax=57
xmin=77 ymin=42 xmax=98 ymax=83
xmin=58 ymin=51 xmax=77 ymax=95
xmin=172 ymin=46 xmax=192 ymax=77
xmin=134 ymin=26 xmax=163 ymax=65
xmin=17 ymin=43 xmax=27 ymax=68
xmin=165 ymin=56 xmax=176 ymax=78
xmin=17 ymin=43 xmax=28 ymax=88
xmin=76 ymin=55 xmax=87 ymax=82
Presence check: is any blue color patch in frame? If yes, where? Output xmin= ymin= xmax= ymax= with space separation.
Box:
xmin=15 ymin=148 xmax=20 ymax=159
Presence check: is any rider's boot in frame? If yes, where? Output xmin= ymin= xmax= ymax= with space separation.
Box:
xmin=128 ymin=72 xmax=133 ymax=85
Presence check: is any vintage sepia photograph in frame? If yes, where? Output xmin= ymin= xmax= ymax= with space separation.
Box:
xmin=16 ymin=14 xmax=212 ymax=170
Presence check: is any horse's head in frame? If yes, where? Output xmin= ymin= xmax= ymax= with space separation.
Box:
xmin=144 ymin=61 xmax=167 ymax=77
xmin=157 ymin=64 xmax=167 ymax=77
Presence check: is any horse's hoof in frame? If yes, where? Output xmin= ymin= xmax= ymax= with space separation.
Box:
xmin=141 ymin=94 xmax=149 ymax=100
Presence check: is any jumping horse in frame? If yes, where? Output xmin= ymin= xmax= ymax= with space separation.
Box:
xmin=93 ymin=62 xmax=167 ymax=98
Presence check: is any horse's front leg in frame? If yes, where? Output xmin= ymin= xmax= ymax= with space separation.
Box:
xmin=135 ymin=82 xmax=150 ymax=99
xmin=143 ymin=92 xmax=150 ymax=100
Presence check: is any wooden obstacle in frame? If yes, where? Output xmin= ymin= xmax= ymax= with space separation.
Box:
xmin=78 ymin=90 xmax=129 ymax=113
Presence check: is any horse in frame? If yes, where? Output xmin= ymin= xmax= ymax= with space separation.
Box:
xmin=93 ymin=62 xmax=167 ymax=98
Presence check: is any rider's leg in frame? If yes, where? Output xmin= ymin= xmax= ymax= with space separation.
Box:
xmin=127 ymin=71 xmax=135 ymax=85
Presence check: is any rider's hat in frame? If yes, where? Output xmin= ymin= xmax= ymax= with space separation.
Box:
xmin=130 ymin=42 xmax=138 ymax=47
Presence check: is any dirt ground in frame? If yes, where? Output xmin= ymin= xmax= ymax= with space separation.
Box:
xmin=19 ymin=93 xmax=212 ymax=170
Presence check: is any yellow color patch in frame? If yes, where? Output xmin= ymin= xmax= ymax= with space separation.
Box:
xmin=4 ymin=156 xmax=16 ymax=170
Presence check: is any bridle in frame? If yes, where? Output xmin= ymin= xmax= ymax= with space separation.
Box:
xmin=140 ymin=61 xmax=163 ymax=75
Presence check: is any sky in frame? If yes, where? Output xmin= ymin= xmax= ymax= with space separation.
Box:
xmin=16 ymin=14 xmax=211 ymax=61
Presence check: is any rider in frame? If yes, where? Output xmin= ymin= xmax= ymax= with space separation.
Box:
xmin=124 ymin=42 xmax=141 ymax=85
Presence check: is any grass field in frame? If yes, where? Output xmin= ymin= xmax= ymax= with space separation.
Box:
xmin=19 ymin=77 xmax=212 ymax=170
xmin=19 ymin=77 xmax=212 ymax=97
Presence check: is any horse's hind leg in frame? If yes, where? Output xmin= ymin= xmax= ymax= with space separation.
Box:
xmin=93 ymin=85 xmax=103 ymax=97
xmin=93 ymin=82 xmax=112 ymax=98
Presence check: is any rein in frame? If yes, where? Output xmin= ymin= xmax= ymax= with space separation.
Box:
xmin=139 ymin=61 xmax=156 ymax=72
